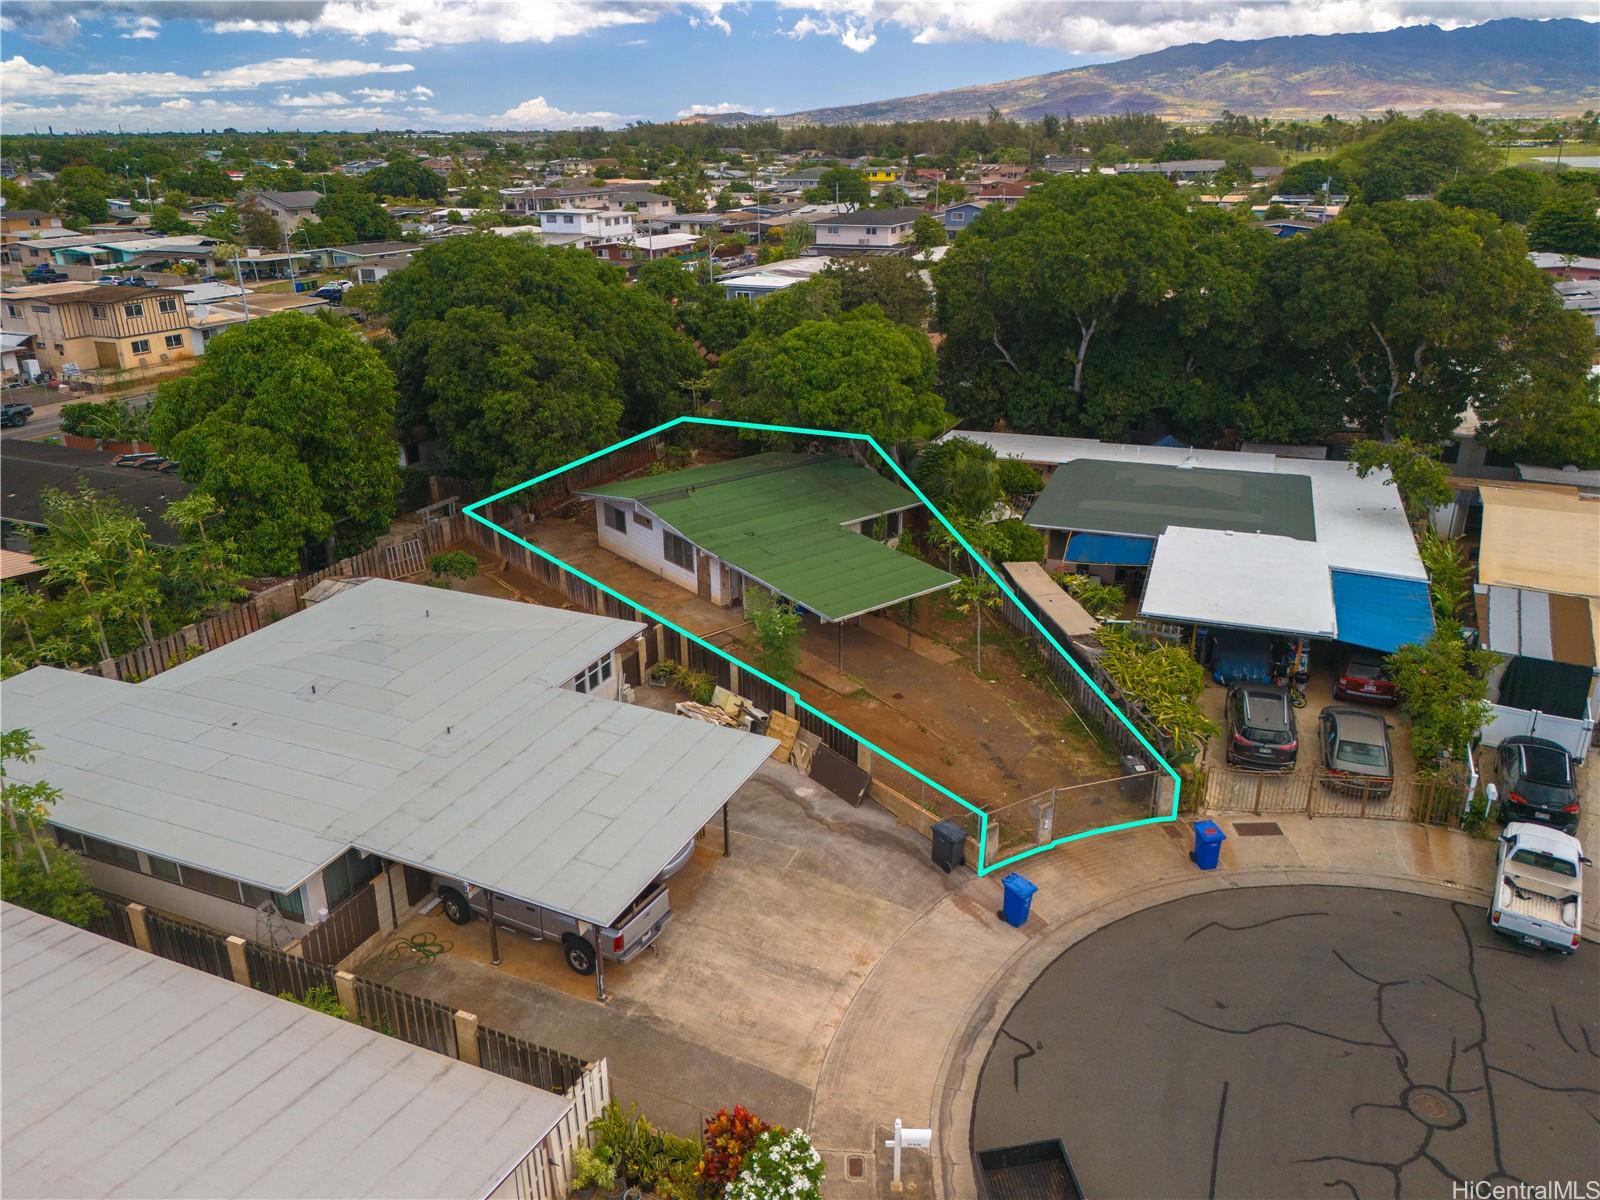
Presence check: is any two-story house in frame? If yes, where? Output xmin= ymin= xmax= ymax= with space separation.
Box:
xmin=1 ymin=209 xmax=65 ymax=238
xmin=537 ymin=208 xmax=635 ymax=244
xmin=864 ymin=166 xmax=901 ymax=185
xmin=602 ymin=190 xmax=678 ymax=219
xmin=808 ymin=207 xmax=925 ymax=255
xmin=2 ymin=283 xmax=192 ymax=375
xmin=242 ymin=189 xmax=321 ymax=234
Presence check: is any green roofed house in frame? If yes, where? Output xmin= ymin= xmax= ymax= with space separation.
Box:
xmin=578 ymin=452 xmax=958 ymax=624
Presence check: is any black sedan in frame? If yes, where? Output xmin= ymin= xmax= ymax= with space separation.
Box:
xmin=1494 ymin=736 xmax=1581 ymax=834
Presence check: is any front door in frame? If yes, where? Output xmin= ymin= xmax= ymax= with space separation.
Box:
xmin=94 ymin=340 xmax=120 ymax=369
xmin=696 ymin=550 xmax=713 ymax=601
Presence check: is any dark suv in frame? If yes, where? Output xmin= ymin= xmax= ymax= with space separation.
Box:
xmin=1495 ymin=736 xmax=1580 ymax=834
xmin=1225 ymin=685 xmax=1299 ymax=768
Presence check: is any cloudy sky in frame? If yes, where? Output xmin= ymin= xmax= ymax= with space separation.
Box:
xmin=1 ymin=1 xmax=1594 ymax=133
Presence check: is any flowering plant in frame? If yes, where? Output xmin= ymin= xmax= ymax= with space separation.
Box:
xmin=696 ymin=1106 xmax=769 ymax=1194
xmin=725 ymin=1128 xmax=824 ymax=1200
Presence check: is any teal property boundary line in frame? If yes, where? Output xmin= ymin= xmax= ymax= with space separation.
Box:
xmin=464 ymin=416 xmax=1181 ymax=876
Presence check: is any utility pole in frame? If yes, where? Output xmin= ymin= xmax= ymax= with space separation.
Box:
xmin=233 ymin=248 xmax=251 ymax=323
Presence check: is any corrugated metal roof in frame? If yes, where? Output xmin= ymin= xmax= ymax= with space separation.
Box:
xmin=1026 ymin=459 xmax=1316 ymax=541
xmin=1330 ymin=570 xmax=1435 ymax=653
xmin=583 ymin=453 xmax=957 ymax=621
xmin=1140 ymin=528 xmax=1337 ymax=638
xmin=0 ymin=581 xmax=774 ymax=925
xmin=1 ymin=904 xmax=571 ymax=1200
xmin=1478 ymin=484 xmax=1600 ymax=601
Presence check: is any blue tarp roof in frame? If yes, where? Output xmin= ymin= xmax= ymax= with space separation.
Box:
xmin=1065 ymin=532 xmax=1154 ymax=566
xmin=1331 ymin=570 xmax=1435 ymax=653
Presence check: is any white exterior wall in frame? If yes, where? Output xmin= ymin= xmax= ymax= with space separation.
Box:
xmin=540 ymin=210 xmax=635 ymax=242
xmin=76 ymin=855 xmax=312 ymax=943
xmin=594 ymin=500 xmax=703 ymax=596
xmin=814 ymin=221 xmax=913 ymax=249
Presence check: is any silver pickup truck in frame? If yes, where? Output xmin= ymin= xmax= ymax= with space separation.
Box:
xmin=1489 ymin=822 xmax=1589 ymax=954
xmin=432 ymin=837 xmax=695 ymax=975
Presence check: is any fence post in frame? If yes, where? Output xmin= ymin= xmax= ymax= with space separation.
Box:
xmin=225 ymin=935 xmax=251 ymax=987
xmin=454 ymin=1010 xmax=481 ymax=1067
xmin=334 ymin=969 xmax=359 ymax=1015
xmin=126 ymin=903 xmax=152 ymax=952
xmin=728 ymin=661 xmax=740 ymax=696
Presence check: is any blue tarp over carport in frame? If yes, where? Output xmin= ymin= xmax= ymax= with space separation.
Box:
xmin=1331 ymin=570 xmax=1435 ymax=653
xmin=1065 ymin=532 xmax=1155 ymax=566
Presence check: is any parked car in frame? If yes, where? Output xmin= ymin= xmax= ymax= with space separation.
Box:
xmin=1318 ymin=706 xmax=1395 ymax=798
xmin=1225 ymin=684 xmax=1299 ymax=768
xmin=1489 ymin=822 xmax=1587 ymax=953
xmin=314 ymin=285 xmax=346 ymax=301
xmin=1492 ymin=736 xmax=1580 ymax=834
xmin=95 ymin=275 xmax=118 ymax=285
xmin=24 ymin=267 xmax=67 ymax=283
xmin=434 ymin=855 xmax=684 ymax=975
xmin=1333 ymin=650 xmax=1398 ymax=704
xmin=1 ymin=402 xmax=33 ymax=428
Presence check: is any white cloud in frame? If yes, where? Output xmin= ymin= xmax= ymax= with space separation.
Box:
xmin=773 ymin=1 xmax=1597 ymax=56
xmin=160 ymin=97 xmax=192 ymax=109
xmin=278 ymin=90 xmax=350 ymax=106
xmin=677 ymin=101 xmax=748 ymax=116
xmin=410 ymin=84 xmax=433 ymax=98
xmin=621 ymin=38 xmax=648 ymax=46
xmin=686 ymin=1 xmax=733 ymax=35
xmin=117 ymin=14 xmax=160 ymax=39
xmin=1 ymin=55 xmax=413 ymax=102
xmin=354 ymin=86 xmax=404 ymax=101
xmin=273 ymin=0 xmax=663 ymax=50
xmin=497 ymin=95 xmax=625 ymax=129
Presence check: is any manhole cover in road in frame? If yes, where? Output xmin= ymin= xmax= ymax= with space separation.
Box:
xmin=1404 ymin=1086 xmax=1466 ymax=1129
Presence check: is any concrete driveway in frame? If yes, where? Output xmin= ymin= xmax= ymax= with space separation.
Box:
xmin=971 ymin=886 xmax=1600 ymax=1199
xmin=363 ymin=759 xmax=964 ymax=1136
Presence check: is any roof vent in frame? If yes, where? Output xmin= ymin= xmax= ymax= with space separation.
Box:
xmin=1178 ymin=451 xmax=1197 ymax=470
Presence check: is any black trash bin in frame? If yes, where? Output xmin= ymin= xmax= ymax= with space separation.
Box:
xmin=931 ymin=820 xmax=966 ymax=873
xmin=1118 ymin=754 xmax=1149 ymax=797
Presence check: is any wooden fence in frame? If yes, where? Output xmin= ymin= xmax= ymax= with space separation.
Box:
xmin=492 ymin=1059 xmax=613 ymax=1200
xmin=89 ymin=512 xmax=467 ymax=684
xmin=477 ymin=1024 xmax=587 ymax=1094
xmin=298 ymin=883 xmax=380 ymax=966
xmin=143 ymin=908 xmax=236 ymax=979
xmin=244 ymin=940 xmax=335 ymax=1001
xmin=351 ymin=975 xmax=458 ymax=1057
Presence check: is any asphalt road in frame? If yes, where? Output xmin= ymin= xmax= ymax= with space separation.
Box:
xmin=972 ymin=886 xmax=1600 ymax=1200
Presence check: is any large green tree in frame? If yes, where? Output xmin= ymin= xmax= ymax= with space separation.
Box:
xmin=383 ymin=235 xmax=700 ymax=435
xmin=314 ymin=183 xmax=400 ymax=242
xmin=1526 ymin=193 xmax=1600 ymax=256
xmin=1269 ymin=201 xmax=1592 ymax=443
xmin=824 ymin=256 xmax=931 ymax=328
xmin=1338 ymin=112 xmax=1498 ymax=198
xmin=716 ymin=308 xmax=945 ymax=447
xmin=933 ymin=173 xmax=1197 ymax=431
xmin=363 ymin=159 xmax=447 ymax=201
xmin=149 ymin=312 xmax=399 ymax=574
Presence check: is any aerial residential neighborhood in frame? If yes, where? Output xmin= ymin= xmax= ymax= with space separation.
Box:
xmin=2 ymin=5 xmax=1599 ymax=1200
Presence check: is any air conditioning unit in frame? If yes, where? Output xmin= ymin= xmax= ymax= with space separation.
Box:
xmin=159 ymin=353 xmax=170 ymax=364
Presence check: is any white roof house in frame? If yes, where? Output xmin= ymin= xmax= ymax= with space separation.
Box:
xmin=945 ymin=432 xmax=1431 ymax=649
xmin=0 ymin=581 xmax=774 ymax=931
xmin=1 ymin=903 xmax=574 ymax=1200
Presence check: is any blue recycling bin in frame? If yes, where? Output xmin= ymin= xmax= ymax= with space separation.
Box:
xmin=1191 ymin=820 xmax=1226 ymax=870
xmin=1000 ymin=873 xmax=1038 ymax=927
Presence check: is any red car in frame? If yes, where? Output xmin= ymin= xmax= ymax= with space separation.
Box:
xmin=1334 ymin=650 xmax=1398 ymax=704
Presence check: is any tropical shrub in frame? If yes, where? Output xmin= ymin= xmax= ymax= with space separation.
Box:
xmin=428 ymin=550 xmax=479 ymax=580
xmin=726 ymin=1128 xmax=825 ymax=1200
xmin=698 ymin=1105 xmax=770 ymax=1195
xmin=1054 ymin=572 xmax=1125 ymax=619
xmin=1094 ymin=628 xmax=1218 ymax=760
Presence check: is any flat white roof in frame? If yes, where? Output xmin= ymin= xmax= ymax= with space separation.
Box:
xmin=1141 ymin=527 xmax=1338 ymax=637
xmin=1 ymin=903 xmax=571 ymax=1200
xmin=1 ymin=581 xmax=774 ymax=926
xmin=942 ymin=431 xmax=1423 ymax=582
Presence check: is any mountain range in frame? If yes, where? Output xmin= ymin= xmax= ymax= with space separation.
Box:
xmin=687 ymin=18 xmax=1599 ymax=126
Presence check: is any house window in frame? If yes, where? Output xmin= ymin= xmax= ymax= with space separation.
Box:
xmin=604 ymin=503 xmax=628 ymax=533
xmin=157 ymin=297 xmax=178 ymax=314
xmin=180 ymin=864 xmax=243 ymax=903
xmin=663 ymin=530 xmax=695 ymax=571
xmin=6 ymin=303 xmax=19 ymax=317
xmin=164 ymin=334 xmax=184 ymax=349
xmin=52 ymin=827 xmax=85 ymax=853
xmin=131 ymin=339 xmax=151 ymax=354
xmin=865 ymin=227 xmax=878 ymax=236
xmin=90 ymin=304 xmax=108 ymax=319
xmin=572 ymin=654 xmax=613 ymax=694
xmin=952 ymin=212 xmax=965 ymax=222
xmin=633 ymin=511 xmax=652 ymax=530
xmin=123 ymin=302 xmax=144 ymax=317
xmin=827 ymin=226 xmax=839 ymax=235
xmin=53 ymin=344 xmax=63 ymax=354
xmin=242 ymin=882 xmax=305 ymax=920
xmin=30 ymin=304 xmax=48 ymax=314
xmin=83 ymin=836 xmax=142 ymax=873
xmin=322 ymin=847 xmax=382 ymax=909
xmin=147 ymin=855 xmax=182 ymax=883
xmin=27 ymin=217 xmax=39 ymax=227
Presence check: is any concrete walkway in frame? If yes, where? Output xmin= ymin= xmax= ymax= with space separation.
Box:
xmin=806 ymin=814 xmax=1600 ymax=1199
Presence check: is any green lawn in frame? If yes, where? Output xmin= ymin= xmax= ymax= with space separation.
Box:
xmin=1501 ymin=143 xmax=1600 ymax=166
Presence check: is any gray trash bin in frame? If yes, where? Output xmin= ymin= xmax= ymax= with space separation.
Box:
xmin=1118 ymin=754 xmax=1149 ymax=797
xmin=931 ymin=820 xmax=966 ymax=873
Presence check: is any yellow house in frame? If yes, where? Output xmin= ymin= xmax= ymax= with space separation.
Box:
xmin=1 ymin=209 xmax=65 ymax=237
xmin=2 ymin=282 xmax=193 ymax=376
xmin=865 ymin=166 xmax=901 ymax=184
